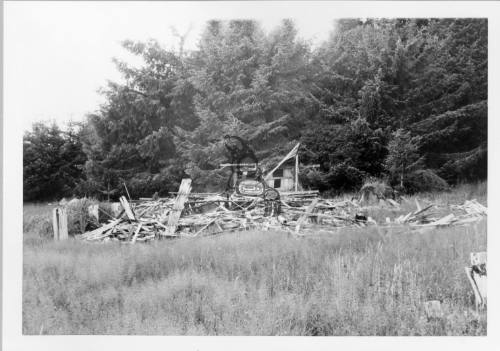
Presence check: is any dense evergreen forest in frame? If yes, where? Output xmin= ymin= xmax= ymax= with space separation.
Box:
xmin=23 ymin=18 xmax=487 ymax=201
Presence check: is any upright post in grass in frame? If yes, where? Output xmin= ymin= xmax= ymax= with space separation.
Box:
xmin=52 ymin=208 xmax=59 ymax=240
xmin=52 ymin=207 xmax=68 ymax=241
xmin=294 ymin=153 xmax=299 ymax=192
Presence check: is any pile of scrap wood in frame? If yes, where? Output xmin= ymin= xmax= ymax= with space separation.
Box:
xmin=395 ymin=199 xmax=487 ymax=227
xmin=77 ymin=181 xmax=373 ymax=243
xmin=76 ymin=178 xmax=487 ymax=243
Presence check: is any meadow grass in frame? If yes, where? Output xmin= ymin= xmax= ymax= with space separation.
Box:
xmin=23 ymin=184 xmax=487 ymax=335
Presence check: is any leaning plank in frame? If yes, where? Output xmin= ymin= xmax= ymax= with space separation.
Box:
xmin=131 ymin=223 xmax=143 ymax=244
xmin=295 ymin=198 xmax=319 ymax=233
xmin=465 ymin=267 xmax=485 ymax=311
xmin=415 ymin=198 xmax=422 ymax=212
xmin=418 ymin=213 xmax=455 ymax=227
xmin=119 ymin=196 xmax=135 ymax=220
xmin=163 ymin=179 xmax=192 ymax=236
xmin=470 ymin=252 xmax=487 ymax=309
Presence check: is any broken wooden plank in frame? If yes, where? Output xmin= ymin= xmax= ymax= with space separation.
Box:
xmin=192 ymin=219 xmax=217 ymax=237
xmin=119 ymin=196 xmax=136 ymax=220
xmin=163 ymin=179 xmax=192 ymax=236
xmin=415 ymin=213 xmax=455 ymax=227
xmin=386 ymin=199 xmax=400 ymax=207
xmin=465 ymin=267 xmax=485 ymax=311
xmin=81 ymin=219 xmax=121 ymax=239
xmin=469 ymin=251 xmax=487 ymax=310
xmin=131 ymin=223 xmax=143 ymax=244
xmin=295 ymin=198 xmax=319 ymax=233
xmin=415 ymin=198 xmax=422 ymax=212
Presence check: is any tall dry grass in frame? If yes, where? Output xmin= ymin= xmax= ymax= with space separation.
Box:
xmin=23 ymin=227 xmax=486 ymax=334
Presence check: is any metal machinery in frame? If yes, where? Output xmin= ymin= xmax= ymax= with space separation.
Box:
xmin=221 ymin=135 xmax=281 ymax=216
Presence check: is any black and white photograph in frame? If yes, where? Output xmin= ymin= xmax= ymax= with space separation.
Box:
xmin=2 ymin=0 xmax=499 ymax=347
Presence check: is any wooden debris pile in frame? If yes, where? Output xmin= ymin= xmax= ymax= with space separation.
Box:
xmin=77 ymin=183 xmax=375 ymax=242
xmin=77 ymin=176 xmax=487 ymax=243
xmin=395 ymin=198 xmax=487 ymax=227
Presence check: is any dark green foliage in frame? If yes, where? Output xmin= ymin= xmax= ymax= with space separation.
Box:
xmin=438 ymin=146 xmax=487 ymax=185
xmin=325 ymin=163 xmax=366 ymax=194
xmin=301 ymin=118 xmax=387 ymax=191
xmin=175 ymin=19 xmax=314 ymax=190
xmin=385 ymin=128 xmax=424 ymax=189
xmin=404 ymin=169 xmax=450 ymax=194
xmin=307 ymin=18 xmax=486 ymax=192
xmin=81 ymin=39 xmax=195 ymax=198
xmin=23 ymin=18 xmax=487 ymax=200
xmin=23 ymin=122 xmax=87 ymax=201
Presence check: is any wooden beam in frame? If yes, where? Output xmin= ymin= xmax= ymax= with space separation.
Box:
xmin=52 ymin=208 xmax=59 ymax=240
xmin=131 ymin=223 xmax=142 ymax=244
xmin=295 ymin=198 xmax=319 ymax=233
xmin=119 ymin=196 xmax=136 ymax=221
xmin=163 ymin=178 xmax=192 ymax=236
xmin=294 ymin=153 xmax=299 ymax=192
xmin=52 ymin=207 xmax=68 ymax=241
xmin=264 ymin=143 xmax=300 ymax=180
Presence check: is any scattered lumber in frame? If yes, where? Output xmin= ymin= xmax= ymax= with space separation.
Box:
xmin=77 ymin=180 xmax=487 ymax=243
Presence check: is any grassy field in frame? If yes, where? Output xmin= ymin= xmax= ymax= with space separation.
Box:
xmin=23 ymin=183 xmax=487 ymax=335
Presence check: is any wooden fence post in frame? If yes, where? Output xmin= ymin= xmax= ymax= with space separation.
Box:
xmin=52 ymin=208 xmax=59 ymax=240
xmin=52 ymin=207 xmax=68 ymax=241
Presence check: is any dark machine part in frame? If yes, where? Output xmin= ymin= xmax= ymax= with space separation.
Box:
xmin=223 ymin=135 xmax=259 ymax=167
xmin=264 ymin=188 xmax=281 ymax=216
xmin=223 ymin=135 xmax=263 ymax=192
xmin=223 ymin=135 xmax=280 ymax=216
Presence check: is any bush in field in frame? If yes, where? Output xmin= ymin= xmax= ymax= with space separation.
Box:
xmin=65 ymin=198 xmax=100 ymax=235
xmin=23 ymin=215 xmax=53 ymax=238
xmin=325 ymin=163 xmax=366 ymax=193
xmin=358 ymin=178 xmax=395 ymax=202
xmin=405 ymin=169 xmax=450 ymax=194
xmin=299 ymin=169 xmax=329 ymax=192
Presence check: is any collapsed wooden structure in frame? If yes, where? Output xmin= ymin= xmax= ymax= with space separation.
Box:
xmin=74 ymin=179 xmax=487 ymax=243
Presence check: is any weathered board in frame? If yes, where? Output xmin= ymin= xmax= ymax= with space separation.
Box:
xmin=163 ymin=179 xmax=192 ymax=236
xmin=52 ymin=207 xmax=68 ymax=241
